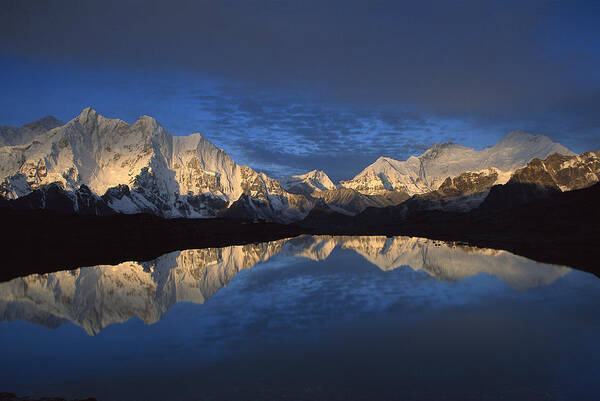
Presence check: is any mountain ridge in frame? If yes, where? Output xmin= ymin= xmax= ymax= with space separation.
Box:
xmin=340 ymin=130 xmax=574 ymax=195
xmin=0 ymin=108 xmax=579 ymax=221
xmin=0 ymin=108 xmax=319 ymax=222
xmin=280 ymin=169 xmax=337 ymax=196
xmin=0 ymin=115 xmax=64 ymax=147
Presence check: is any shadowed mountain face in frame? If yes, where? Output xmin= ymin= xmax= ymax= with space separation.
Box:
xmin=0 ymin=235 xmax=571 ymax=335
xmin=0 ymin=116 xmax=64 ymax=147
xmin=311 ymin=187 xmax=410 ymax=215
xmin=479 ymin=150 xmax=600 ymax=210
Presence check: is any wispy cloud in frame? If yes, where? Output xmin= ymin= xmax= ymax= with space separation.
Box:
xmin=1 ymin=1 xmax=599 ymax=180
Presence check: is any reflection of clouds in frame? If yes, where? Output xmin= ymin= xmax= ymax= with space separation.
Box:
xmin=3 ymin=1 xmax=599 ymax=181
xmin=199 ymin=261 xmax=510 ymax=349
xmin=0 ymin=235 xmax=574 ymax=337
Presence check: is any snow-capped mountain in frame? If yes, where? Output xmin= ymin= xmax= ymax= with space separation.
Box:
xmin=0 ymin=116 xmax=64 ymax=147
xmin=0 ymin=108 xmax=318 ymax=221
xmin=280 ymin=169 xmax=337 ymax=196
xmin=480 ymin=150 xmax=600 ymax=210
xmin=0 ymin=110 xmax=582 ymax=221
xmin=352 ymin=148 xmax=600 ymax=224
xmin=279 ymin=170 xmax=409 ymax=215
xmin=385 ymin=168 xmax=509 ymax=217
xmin=340 ymin=131 xmax=574 ymax=195
xmin=0 ymin=235 xmax=570 ymax=335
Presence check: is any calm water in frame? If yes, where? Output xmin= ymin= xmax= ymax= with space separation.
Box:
xmin=1 ymin=235 xmax=599 ymax=401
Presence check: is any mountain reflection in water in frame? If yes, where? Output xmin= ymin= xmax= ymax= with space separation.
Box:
xmin=0 ymin=235 xmax=571 ymax=335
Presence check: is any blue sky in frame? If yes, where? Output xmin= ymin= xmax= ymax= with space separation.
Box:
xmin=1 ymin=1 xmax=599 ymax=180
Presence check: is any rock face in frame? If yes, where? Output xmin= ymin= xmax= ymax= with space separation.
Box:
xmin=0 ymin=108 xmax=316 ymax=222
xmin=340 ymin=131 xmax=574 ymax=195
xmin=280 ymin=169 xmax=337 ymax=196
xmin=0 ymin=235 xmax=570 ymax=335
xmin=220 ymin=191 xmax=320 ymax=222
xmin=480 ymin=150 xmax=600 ymax=210
xmin=354 ymin=149 xmax=600 ymax=223
xmin=9 ymin=182 xmax=115 ymax=215
xmin=0 ymin=116 xmax=64 ymax=147
xmin=311 ymin=187 xmax=409 ymax=215
xmin=509 ymin=151 xmax=600 ymax=191
xmin=436 ymin=168 xmax=502 ymax=197
xmin=358 ymin=168 xmax=507 ymax=220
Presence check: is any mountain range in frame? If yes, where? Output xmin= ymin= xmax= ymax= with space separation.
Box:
xmin=0 ymin=235 xmax=571 ymax=335
xmin=340 ymin=132 xmax=573 ymax=195
xmin=0 ymin=108 xmax=594 ymax=222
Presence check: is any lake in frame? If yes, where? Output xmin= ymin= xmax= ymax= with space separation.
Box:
xmin=1 ymin=235 xmax=599 ymax=401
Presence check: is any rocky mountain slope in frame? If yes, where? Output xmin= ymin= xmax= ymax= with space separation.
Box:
xmin=340 ymin=131 xmax=573 ymax=195
xmin=311 ymin=187 xmax=409 ymax=215
xmin=508 ymin=150 xmax=600 ymax=191
xmin=480 ymin=150 xmax=600 ymax=210
xmin=350 ymin=149 xmax=600 ymax=221
xmin=0 ymin=108 xmax=318 ymax=222
xmin=378 ymin=167 xmax=506 ymax=218
xmin=0 ymin=235 xmax=570 ymax=335
xmin=5 ymin=182 xmax=116 ymax=215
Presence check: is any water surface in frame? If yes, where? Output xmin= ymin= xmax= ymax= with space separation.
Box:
xmin=1 ymin=236 xmax=599 ymax=400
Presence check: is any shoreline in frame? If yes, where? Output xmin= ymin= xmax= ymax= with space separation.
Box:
xmin=1 ymin=205 xmax=598 ymax=282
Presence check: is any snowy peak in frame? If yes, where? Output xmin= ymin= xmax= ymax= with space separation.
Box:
xmin=0 ymin=115 xmax=64 ymax=147
xmin=23 ymin=115 xmax=64 ymax=132
xmin=341 ymin=131 xmax=574 ymax=195
xmin=280 ymin=169 xmax=337 ymax=196
xmin=78 ymin=106 xmax=98 ymax=120
xmin=420 ymin=142 xmax=466 ymax=158
xmin=134 ymin=115 xmax=162 ymax=132
xmin=0 ymin=108 xmax=317 ymax=222
xmin=75 ymin=107 xmax=108 ymax=130
xmin=0 ymin=110 xmax=578 ymax=221
xmin=370 ymin=156 xmax=403 ymax=171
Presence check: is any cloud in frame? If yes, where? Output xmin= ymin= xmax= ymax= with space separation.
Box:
xmin=1 ymin=0 xmax=599 ymax=179
xmin=2 ymin=1 xmax=599 ymax=114
xmin=173 ymin=88 xmax=447 ymax=179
